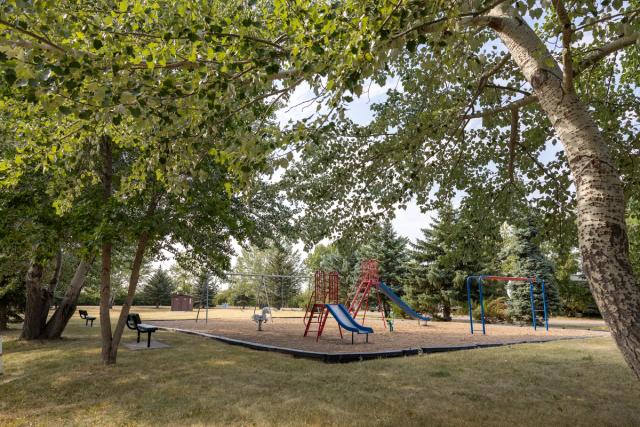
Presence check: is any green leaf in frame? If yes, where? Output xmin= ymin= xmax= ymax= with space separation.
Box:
xmin=78 ymin=110 xmax=92 ymax=120
xmin=128 ymin=106 xmax=142 ymax=117
xmin=58 ymin=105 xmax=72 ymax=115
xmin=265 ymin=63 xmax=280 ymax=74
xmin=4 ymin=68 xmax=17 ymax=85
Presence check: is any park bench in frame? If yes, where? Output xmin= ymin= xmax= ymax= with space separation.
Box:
xmin=126 ymin=313 xmax=158 ymax=348
xmin=78 ymin=310 xmax=96 ymax=327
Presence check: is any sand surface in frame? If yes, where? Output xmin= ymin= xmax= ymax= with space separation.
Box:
xmin=150 ymin=315 xmax=609 ymax=353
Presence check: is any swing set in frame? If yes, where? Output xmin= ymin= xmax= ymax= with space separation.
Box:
xmin=226 ymin=272 xmax=311 ymax=330
xmin=466 ymin=275 xmax=549 ymax=335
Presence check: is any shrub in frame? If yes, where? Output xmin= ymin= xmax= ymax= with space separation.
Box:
xmin=472 ymin=297 xmax=508 ymax=323
xmin=214 ymin=290 xmax=230 ymax=305
xmin=557 ymin=280 xmax=600 ymax=317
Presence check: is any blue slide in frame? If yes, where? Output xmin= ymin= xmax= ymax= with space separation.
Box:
xmin=325 ymin=304 xmax=374 ymax=334
xmin=379 ymin=282 xmax=431 ymax=322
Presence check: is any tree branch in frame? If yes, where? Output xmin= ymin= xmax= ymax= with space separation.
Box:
xmin=389 ymin=0 xmax=511 ymax=41
xmin=465 ymin=95 xmax=538 ymax=119
xmin=485 ymin=83 xmax=531 ymax=96
xmin=551 ymin=0 xmax=575 ymax=93
xmin=576 ymin=33 xmax=639 ymax=76
xmin=0 ymin=18 xmax=65 ymax=52
xmin=460 ymin=54 xmax=511 ymax=119
xmin=0 ymin=38 xmax=59 ymax=53
xmin=465 ymin=34 xmax=638 ymax=119
xmin=509 ymin=108 xmax=518 ymax=184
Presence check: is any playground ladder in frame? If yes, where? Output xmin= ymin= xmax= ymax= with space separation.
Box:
xmin=303 ymin=270 xmax=342 ymax=341
xmin=530 ymin=281 xmax=550 ymax=331
xmin=347 ymin=260 xmax=386 ymax=328
xmin=303 ymin=303 xmax=332 ymax=341
xmin=348 ymin=279 xmax=371 ymax=320
xmin=303 ymin=290 xmax=317 ymax=326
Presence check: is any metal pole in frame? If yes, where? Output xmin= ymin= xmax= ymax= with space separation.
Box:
xmin=466 ymin=276 xmax=474 ymax=334
xmin=529 ymin=281 xmax=536 ymax=331
xmin=205 ymin=274 xmax=209 ymax=324
xmin=541 ymin=280 xmax=549 ymax=331
xmin=226 ymin=272 xmax=311 ymax=279
xmin=479 ymin=278 xmax=486 ymax=335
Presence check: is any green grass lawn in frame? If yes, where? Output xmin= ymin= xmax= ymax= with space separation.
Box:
xmin=1 ymin=319 xmax=639 ymax=426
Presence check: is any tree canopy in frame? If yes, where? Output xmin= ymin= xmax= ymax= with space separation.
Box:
xmin=1 ymin=0 xmax=639 ymax=376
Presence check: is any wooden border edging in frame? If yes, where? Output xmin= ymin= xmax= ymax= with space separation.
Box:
xmin=155 ymin=326 xmax=600 ymax=363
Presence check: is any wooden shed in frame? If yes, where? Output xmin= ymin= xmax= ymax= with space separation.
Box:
xmin=171 ymin=294 xmax=193 ymax=311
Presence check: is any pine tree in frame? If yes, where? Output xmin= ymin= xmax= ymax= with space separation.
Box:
xmin=230 ymin=242 xmax=303 ymax=309
xmin=358 ymin=220 xmax=409 ymax=294
xmin=141 ymin=268 xmax=175 ymax=308
xmin=405 ymin=205 xmax=485 ymax=320
xmin=265 ymin=243 xmax=303 ymax=309
xmin=627 ymin=197 xmax=640 ymax=278
xmin=305 ymin=242 xmax=359 ymax=302
xmin=0 ymin=274 xmax=25 ymax=330
xmin=499 ymin=221 xmax=561 ymax=322
xmin=192 ymin=271 xmax=219 ymax=308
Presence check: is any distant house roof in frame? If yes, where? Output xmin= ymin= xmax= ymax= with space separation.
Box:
xmin=171 ymin=294 xmax=192 ymax=298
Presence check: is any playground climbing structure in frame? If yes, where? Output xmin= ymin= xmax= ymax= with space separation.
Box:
xmin=303 ymin=271 xmax=342 ymax=341
xmin=347 ymin=259 xmax=388 ymax=329
xmin=347 ymin=260 xmax=431 ymax=328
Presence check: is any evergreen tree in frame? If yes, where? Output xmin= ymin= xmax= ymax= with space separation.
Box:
xmin=500 ymin=221 xmax=561 ymax=322
xmin=265 ymin=243 xmax=303 ymax=309
xmin=230 ymin=242 xmax=303 ymax=309
xmin=0 ymin=271 xmax=25 ymax=330
xmin=192 ymin=272 xmax=219 ymax=308
xmin=141 ymin=268 xmax=175 ymax=308
xmin=627 ymin=198 xmax=640 ymax=279
xmin=305 ymin=242 xmax=359 ymax=302
xmin=405 ymin=205 xmax=486 ymax=320
xmin=358 ymin=220 xmax=409 ymax=294
xmin=229 ymin=246 xmax=268 ymax=307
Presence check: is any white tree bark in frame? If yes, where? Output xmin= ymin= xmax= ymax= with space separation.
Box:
xmin=484 ymin=5 xmax=640 ymax=378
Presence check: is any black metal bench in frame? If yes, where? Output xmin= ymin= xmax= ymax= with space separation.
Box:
xmin=126 ymin=313 xmax=158 ymax=348
xmin=78 ymin=310 xmax=96 ymax=327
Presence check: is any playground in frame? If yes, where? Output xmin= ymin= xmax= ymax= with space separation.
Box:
xmin=152 ymin=315 xmax=607 ymax=354
xmin=142 ymin=262 xmax=607 ymax=358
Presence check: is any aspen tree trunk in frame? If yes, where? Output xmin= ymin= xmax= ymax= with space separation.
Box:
xmin=108 ymin=234 xmax=150 ymax=363
xmin=42 ymin=259 xmax=93 ymax=339
xmin=21 ymin=261 xmax=46 ymax=339
xmin=486 ymin=5 xmax=640 ymax=378
xmin=99 ymin=136 xmax=114 ymax=364
xmin=48 ymin=249 xmax=63 ymax=297
xmin=100 ymin=243 xmax=113 ymax=363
